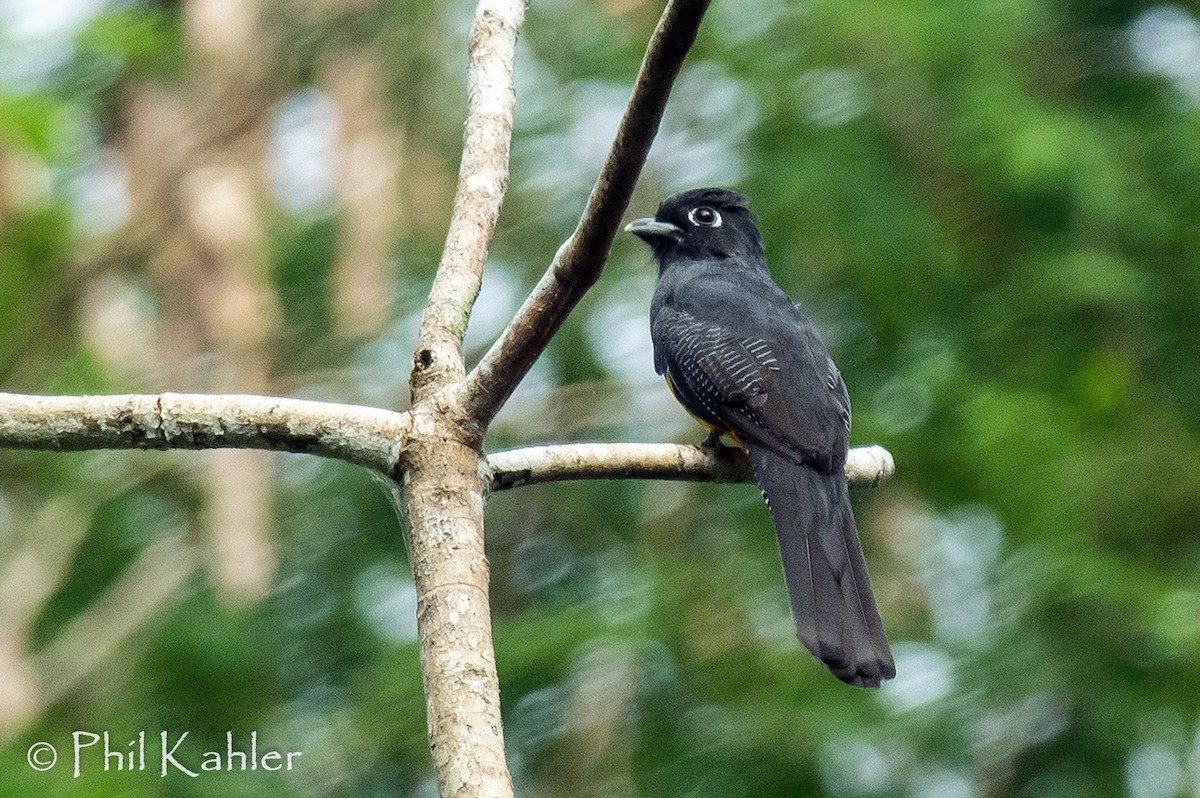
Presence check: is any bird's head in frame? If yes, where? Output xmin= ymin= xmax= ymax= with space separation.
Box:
xmin=625 ymin=187 xmax=764 ymax=265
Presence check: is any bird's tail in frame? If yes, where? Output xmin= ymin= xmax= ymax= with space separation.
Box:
xmin=748 ymin=445 xmax=895 ymax=687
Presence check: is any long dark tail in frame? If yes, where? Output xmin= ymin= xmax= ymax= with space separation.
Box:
xmin=748 ymin=445 xmax=895 ymax=687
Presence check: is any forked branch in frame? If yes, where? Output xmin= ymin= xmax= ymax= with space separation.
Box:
xmin=0 ymin=2 xmax=904 ymax=796
xmin=400 ymin=2 xmax=528 ymax=797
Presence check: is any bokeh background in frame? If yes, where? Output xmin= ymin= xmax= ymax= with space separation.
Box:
xmin=2 ymin=0 xmax=1200 ymax=796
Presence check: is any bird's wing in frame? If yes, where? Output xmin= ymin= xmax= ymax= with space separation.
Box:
xmin=653 ymin=307 xmax=847 ymax=471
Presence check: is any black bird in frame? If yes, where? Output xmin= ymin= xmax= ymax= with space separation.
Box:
xmin=626 ymin=188 xmax=894 ymax=687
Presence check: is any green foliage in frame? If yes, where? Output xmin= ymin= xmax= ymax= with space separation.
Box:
xmin=3 ymin=0 xmax=1200 ymax=797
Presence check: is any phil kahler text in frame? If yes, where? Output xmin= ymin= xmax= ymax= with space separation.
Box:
xmin=70 ymin=731 xmax=301 ymax=777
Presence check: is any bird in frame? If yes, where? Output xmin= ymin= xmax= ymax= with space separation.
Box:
xmin=625 ymin=187 xmax=895 ymax=687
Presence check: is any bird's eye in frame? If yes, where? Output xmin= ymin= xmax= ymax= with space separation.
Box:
xmin=688 ymin=206 xmax=722 ymax=227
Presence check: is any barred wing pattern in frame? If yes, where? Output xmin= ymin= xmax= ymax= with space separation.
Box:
xmin=652 ymin=307 xmax=846 ymax=472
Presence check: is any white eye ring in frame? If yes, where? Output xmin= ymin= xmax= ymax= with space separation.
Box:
xmin=688 ymin=206 xmax=722 ymax=227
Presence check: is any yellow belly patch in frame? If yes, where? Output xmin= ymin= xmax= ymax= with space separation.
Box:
xmin=664 ymin=375 xmax=744 ymax=449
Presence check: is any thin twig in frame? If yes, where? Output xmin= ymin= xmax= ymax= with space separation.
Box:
xmin=464 ymin=0 xmax=712 ymax=424
xmin=411 ymin=0 xmax=527 ymax=398
xmin=485 ymin=443 xmax=895 ymax=491
xmin=0 ymin=393 xmax=411 ymax=476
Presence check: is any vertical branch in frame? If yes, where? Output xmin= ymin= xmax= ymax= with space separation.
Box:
xmin=403 ymin=2 xmax=524 ymax=797
xmin=411 ymin=0 xmax=527 ymax=399
xmin=402 ymin=433 xmax=511 ymax=798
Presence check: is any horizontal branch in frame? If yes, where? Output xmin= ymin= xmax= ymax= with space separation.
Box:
xmin=0 ymin=393 xmax=412 ymax=476
xmin=464 ymin=0 xmax=712 ymax=425
xmin=484 ymin=443 xmax=895 ymax=492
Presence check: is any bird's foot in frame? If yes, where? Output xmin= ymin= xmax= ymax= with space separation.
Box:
xmin=699 ymin=430 xmax=723 ymax=452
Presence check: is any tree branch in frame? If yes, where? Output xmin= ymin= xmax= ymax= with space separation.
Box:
xmin=401 ymin=2 xmax=526 ymax=796
xmin=411 ymin=0 xmax=526 ymax=398
xmin=0 ymin=0 xmax=902 ymax=794
xmin=464 ymin=0 xmax=712 ymax=424
xmin=0 ymin=393 xmax=411 ymax=476
xmin=485 ymin=443 xmax=895 ymax=492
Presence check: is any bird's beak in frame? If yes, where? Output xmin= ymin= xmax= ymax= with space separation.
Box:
xmin=625 ymin=218 xmax=682 ymax=242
